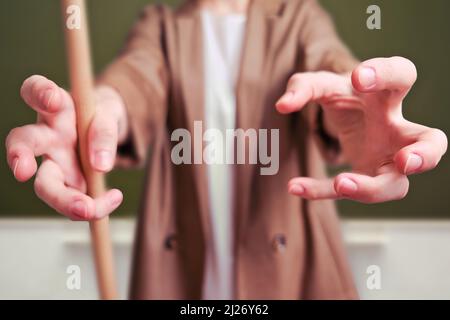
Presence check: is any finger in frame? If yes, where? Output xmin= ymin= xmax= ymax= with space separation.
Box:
xmin=395 ymin=128 xmax=448 ymax=175
xmin=289 ymin=169 xmax=410 ymax=203
xmin=276 ymin=71 xmax=352 ymax=114
xmin=333 ymin=170 xmax=409 ymax=203
xmin=5 ymin=124 xmax=56 ymax=182
xmin=51 ymin=148 xmax=87 ymax=191
xmin=20 ymin=75 xmax=71 ymax=115
xmin=88 ymin=112 xmax=119 ymax=172
xmin=34 ymin=159 xmax=123 ymax=220
xmin=351 ymin=57 xmax=417 ymax=99
xmin=288 ymin=177 xmax=338 ymax=200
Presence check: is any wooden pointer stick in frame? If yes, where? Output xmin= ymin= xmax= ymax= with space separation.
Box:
xmin=61 ymin=0 xmax=118 ymax=299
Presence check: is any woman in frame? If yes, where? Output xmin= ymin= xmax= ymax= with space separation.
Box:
xmin=5 ymin=0 xmax=447 ymax=299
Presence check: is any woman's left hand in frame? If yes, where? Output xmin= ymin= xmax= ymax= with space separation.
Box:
xmin=276 ymin=56 xmax=448 ymax=203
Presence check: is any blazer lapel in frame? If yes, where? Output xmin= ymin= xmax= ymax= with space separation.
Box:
xmin=234 ymin=0 xmax=285 ymax=240
xmin=176 ymin=9 xmax=212 ymax=243
xmin=236 ymin=0 xmax=285 ymax=133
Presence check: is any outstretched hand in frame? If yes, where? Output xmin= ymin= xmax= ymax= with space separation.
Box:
xmin=276 ymin=57 xmax=447 ymax=203
xmin=5 ymin=75 xmax=126 ymax=220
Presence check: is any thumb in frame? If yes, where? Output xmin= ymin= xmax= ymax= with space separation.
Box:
xmin=351 ymin=57 xmax=417 ymax=105
xmin=88 ymin=111 xmax=119 ymax=172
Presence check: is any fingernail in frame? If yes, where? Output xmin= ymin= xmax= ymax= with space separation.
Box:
xmin=337 ymin=178 xmax=358 ymax=195
xmin=358 ymin=67 xmax=376 ymax=89
xmin=12 ymin=157 xmax=19 ymax=177
xmin=94 ymin=150 xmax=112 ymax=171
xmin=71 ymin=201 xmax=87 ymax=219
xmin=289 ymin=184 xmax=304 ymax=195
xmin=404 ymin=153 xmax=423 ymax=174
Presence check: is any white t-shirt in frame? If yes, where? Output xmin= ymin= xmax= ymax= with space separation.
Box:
xmin=200 ymin=10 xmax=246 ymax=300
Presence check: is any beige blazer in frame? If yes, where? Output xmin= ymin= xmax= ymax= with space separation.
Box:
xmin=100 ymin=0 xmax=359 ymax=299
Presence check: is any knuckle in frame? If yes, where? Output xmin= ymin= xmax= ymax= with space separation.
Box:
xmin=393 ymin=55 xmax=415 ymax=67
xmin=5 ymin=128 xmax=17 ymax=147
xmin=396 ymin=178 xmax=410 ymax=200
xmin=432 ymin=128 xmax=448 ymax=146
xmin=6 ymin=125 xmax=39 ymax=150
xmin=95 ymin=133 xmax=116 ymax=148
xmin=392 ymin=56 xmax=417 ymax=84
xmin=288 ymin=73 xmax=303 ymax=88
xmin=400 ymin=56 xmax=416 ymax=70
xmin=7 ymin=127 xmax=21 ymax=139
xmin=408 ymin=62 xmax=418 ymax=82
xmin=92 ymin=123 xmax=117 ymax=146
xmin=33 ymin=175 xmax=46 ymax=199
xmin=19 ymin=83 xmax=28 ymax=99
xmin=5 ymin=127 xmax=25 ymax=149
xmin=406 ymin=64 xmax=417 ymax=85
xmin=427 ymin=157 xmax=440 ymax=171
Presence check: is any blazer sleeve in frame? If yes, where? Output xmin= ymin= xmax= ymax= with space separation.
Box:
xmin=297 ymin=0 xmax=359 ymax=164
xmin=97 ymin=5 xmax=169 ymax=168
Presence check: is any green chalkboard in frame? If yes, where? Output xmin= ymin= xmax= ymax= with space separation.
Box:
xmin=0 ymin=0 xmax=449 ymax=218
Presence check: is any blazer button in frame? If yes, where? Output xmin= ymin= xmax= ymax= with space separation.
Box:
xmin=272 ymin=234 xmax=287 ymax=252
xmin=164 ymin=234 xmax=178 ymax=250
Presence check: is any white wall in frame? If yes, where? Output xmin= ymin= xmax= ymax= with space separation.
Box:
xmin=343 ymin=220 xmax=450 ymax=299
xmin=0 ymin=218 xmax=449 ymax=299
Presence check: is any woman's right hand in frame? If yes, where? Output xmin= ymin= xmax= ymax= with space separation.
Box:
xmin=5 ymin=75 xmax=127 ymax=220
